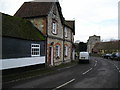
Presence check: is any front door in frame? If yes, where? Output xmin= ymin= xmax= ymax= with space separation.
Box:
xmin=49 ymin=46 xmax=53 ymax=66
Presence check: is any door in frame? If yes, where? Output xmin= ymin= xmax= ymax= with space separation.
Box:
xmin=49 ymin=46 xmax=53 ymax=66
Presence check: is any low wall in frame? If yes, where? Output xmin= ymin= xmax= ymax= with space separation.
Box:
xmin=0 ymin=56 xmax=45 ymax=70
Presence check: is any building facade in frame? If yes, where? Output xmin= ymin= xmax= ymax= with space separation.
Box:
xmin=87 ymin=35 xmax=100 ymax=53
xmin=92 ymin=40 xmax=120 ymax=54
xmin=1 ymin=13 xmax=45 ymax=70
xmin=15 ymin=2 xmax=75 ymax=66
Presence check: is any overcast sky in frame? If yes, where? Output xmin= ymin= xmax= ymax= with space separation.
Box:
xmin=0 ymin=0 xmax=119 ymax=42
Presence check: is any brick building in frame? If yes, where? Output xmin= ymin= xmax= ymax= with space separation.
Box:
xmin=14 ymin=2 xmax=75 ymax=66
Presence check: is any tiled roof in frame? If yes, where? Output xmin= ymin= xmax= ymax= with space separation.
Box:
xmin=14 ymin=2 xmax=65 ymax=25
xmin=14 ymin=2 xmax=54 ymax=18
xmin=93 ymin=41 xmax=120 ymax=51
xmin=14 ymin=2 xmax=75 ymax=34
xmin=2 ymin=13 xmax=45 ymax=41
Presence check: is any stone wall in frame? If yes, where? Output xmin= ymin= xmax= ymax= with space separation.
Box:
xmin=47 ymin=38 xmax=63 ymax=66
xmin=47 ymin=4 xmax=63 ymax=39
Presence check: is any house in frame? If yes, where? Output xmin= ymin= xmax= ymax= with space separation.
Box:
xmin=1 ymin=13 xmax=45 ymax=70
xmin=92 ymin=40 xmax=120 ymax=54
xmin=14 ymin=1 xmax=75 ymax=66
xmin=87 ymin=35 xmax=100 ymax=53
xmin=64 ymin=20 xmax=75 ymax=62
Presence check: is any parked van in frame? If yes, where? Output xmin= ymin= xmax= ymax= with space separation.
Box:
xmin=79 ymin=52 xmax=89 ymax=63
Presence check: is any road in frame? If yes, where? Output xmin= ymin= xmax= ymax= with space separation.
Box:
xmin=3 ymin=57 xmax=120 ymax=89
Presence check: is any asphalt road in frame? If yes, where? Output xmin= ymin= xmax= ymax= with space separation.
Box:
xmin=3 ymin=57 xmax=120 ymax=89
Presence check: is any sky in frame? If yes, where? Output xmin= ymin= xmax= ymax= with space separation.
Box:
xmin=0 ymin=0 xmax=119 ymax=42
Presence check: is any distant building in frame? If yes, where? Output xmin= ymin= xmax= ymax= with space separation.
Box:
xmin=87 ymin=35 xmax=100 ymax=53
xmin=92 ymin=40 xmax=120 ymax=54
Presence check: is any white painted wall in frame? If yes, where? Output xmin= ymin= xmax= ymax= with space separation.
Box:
xmin=0 ymin=56 xmax=45 ymax=70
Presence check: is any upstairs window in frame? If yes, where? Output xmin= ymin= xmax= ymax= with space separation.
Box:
xmin=65 ymin=27 xmax=68 ymax=38
xmin=56 ymin=45 xmax=60 ymax=58
xmin=52 ymin=22 xmax=57 ymax=34
xmin=31 ymin=44 xmax=40 ymax=57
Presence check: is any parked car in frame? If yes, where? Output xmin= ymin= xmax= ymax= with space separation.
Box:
xmin=79 ymin=52 xmax=89 ymax=63
xmin=110 ymin=52 xmax=120 ymax=60
xmin=102 ymin=54 xmax=112 ymax=59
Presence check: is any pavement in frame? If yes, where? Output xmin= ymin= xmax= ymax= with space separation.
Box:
xmin=2 ymin=57 xmax=120 ymax=89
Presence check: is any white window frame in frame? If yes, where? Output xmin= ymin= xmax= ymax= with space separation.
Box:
xmin=56 ymin=45 xmax=60 ymax=58
xmin=65 ymin=27 xmax=68 ymax=38
xmin=64 ymin=46 xmax=68 ymax=56
xmin=52 ymin=22 xmax=57 ymax=34
xmin=31 ymin=44 xmax=40 ymax=57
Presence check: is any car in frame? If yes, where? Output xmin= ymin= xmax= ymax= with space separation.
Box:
xmin=102 ymin=54 xmax=112 ymax=59
xmin=110 ymin=52 xmax=120 ymax=60
xmin=79 ymin=52 xmax=89 ymax=63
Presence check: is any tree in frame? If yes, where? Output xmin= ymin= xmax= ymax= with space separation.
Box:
xmin=75 ymin=42 xmax=87 ymax=53
xmin=78 ymin=42 xmax=87 ymax=52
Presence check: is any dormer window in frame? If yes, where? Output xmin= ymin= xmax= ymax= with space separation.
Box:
xmin=65 ymin=27 xmax=68 ymax=38
xmin=52 ymin=21 xmax=57 ymax=35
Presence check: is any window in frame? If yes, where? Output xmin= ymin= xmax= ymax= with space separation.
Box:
xmin=64 ymin=46 xmax=68 ymax=57
xmin=31 ymin=44 xmax=40 ymax=57
xmin=52 ymin=22 xmax=57 ymax=34
xmin=56 ymin=45 xmax=60 ymax=58
xmin=65 ymin=27 xmax=67 ymax=37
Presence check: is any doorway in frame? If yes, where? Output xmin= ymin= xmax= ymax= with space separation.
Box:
xmin=49 ymin=46 xmax=53 ymax=66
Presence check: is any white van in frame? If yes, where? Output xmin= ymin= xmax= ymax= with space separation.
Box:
xmin=79 ymin=52 xmax=89 ymax=63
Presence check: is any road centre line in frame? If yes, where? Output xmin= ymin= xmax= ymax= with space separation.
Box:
xmin=82 ymin=60 xmax=97 ymax=75
xmin=53 ymin=79 xmax=75 ymax=90
xmin=82 ymin=68 xmax=93 ymax=75
xmin=94 ymin=61 xmax=97 ymax=67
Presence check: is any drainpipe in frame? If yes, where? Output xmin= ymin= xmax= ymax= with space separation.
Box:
xmin=45 ymin=17 xmax=48 ymax=68
xmin=63 ymin=25 xmax=65 ymax=63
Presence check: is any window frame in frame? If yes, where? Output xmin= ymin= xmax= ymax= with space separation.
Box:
xmin=65 ymin=27 xmax=68 ymax=38
xmin=56 ymin=45 xmax=60 ymax=58
xmin=52 ymin=22 xmax=57 ymax=34
xmin=31 ymin=44 xmax=40 ymax=57
xmin=64 ymin=46 xmax=68 ymax=57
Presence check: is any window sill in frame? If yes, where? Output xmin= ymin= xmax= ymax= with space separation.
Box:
xmin=52 ymin=32 xmax=57 ymax=35
xmin=64 ymin=55 xmax=68 ymax=57
xmin=56 ymin=56 xmax=60 ymax=59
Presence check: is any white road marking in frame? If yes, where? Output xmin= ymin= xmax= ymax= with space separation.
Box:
xmin=94 ymin=61 xmax=97 ymax=67
xmin=82 ymin=68 xmax=93 ymax=75
xmin=82 ymin=60 xmax=97 ymax=75
xmin=107 ymin=60 xmax=120 ymax=73
xmin=53 ymin=79 xmax=75 ymax=90
xmin=113 ymin=64 xmax=120 ymax=72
